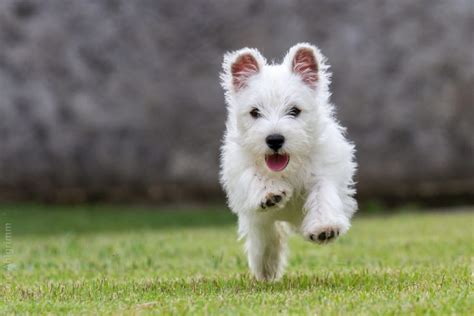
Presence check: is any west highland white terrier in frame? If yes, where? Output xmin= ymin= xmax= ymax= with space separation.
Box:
xmin=220 ymin=43 xmax=357 ymax=281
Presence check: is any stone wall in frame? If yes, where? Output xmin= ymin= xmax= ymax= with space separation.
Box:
xmin=0 ymin=0 xmax=472 ymax=202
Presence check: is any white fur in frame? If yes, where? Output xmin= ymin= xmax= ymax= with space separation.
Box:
xmin=220 ymin=43 xmax=357 ymax=281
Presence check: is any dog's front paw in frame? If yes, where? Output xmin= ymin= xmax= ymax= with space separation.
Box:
xmin=308 ymin=227 xmax=340 ymax=243
xmin=260 ymin=192 xmax=284 ymax=209
xmin=304 ymin=220 xmax=349 ymax=244
xmin=259 ymin=186 xmax=292 ymax=211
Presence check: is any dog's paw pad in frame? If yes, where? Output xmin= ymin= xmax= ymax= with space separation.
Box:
xmin=260 ymin=192 xmax=287 ymax=210
xmin=308 ymin=228 xmax=340 ymax=244
xmin=271 ymin=194 xmax=282 ymax=204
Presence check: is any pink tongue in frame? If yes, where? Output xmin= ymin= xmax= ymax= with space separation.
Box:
xmin=265 ymin=154 xmax=290 ymax=172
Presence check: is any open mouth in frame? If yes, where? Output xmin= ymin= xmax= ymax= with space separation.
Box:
xmin=265 ymin=153 xmax=290 ymax=172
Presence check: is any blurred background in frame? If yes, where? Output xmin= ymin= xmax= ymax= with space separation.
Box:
xmin=0 ymin=0 xmax=473 ymax=207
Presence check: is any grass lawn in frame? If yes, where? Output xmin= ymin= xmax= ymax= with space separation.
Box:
xmin=0 ymin=204 xmax=473 ymax=315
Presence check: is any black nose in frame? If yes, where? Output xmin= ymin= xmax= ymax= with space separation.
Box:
xmin=266 ymin=134 xmax=285 ymax=151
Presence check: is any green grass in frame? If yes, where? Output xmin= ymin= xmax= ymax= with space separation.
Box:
xmin=1 ymin=204 xmax=473 ymax=315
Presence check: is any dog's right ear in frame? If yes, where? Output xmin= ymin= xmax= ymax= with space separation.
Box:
xmin=221 ymin=48 xmax=265 ymax=93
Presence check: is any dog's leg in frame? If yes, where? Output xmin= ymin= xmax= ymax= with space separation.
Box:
xmin=301 ymin=180 xmax=351 ymax=244
xmin=226 ymin=168 xmax=292 ymax=214
xmin=226 ymin=168 xmax=292 ymax=280
xmin=258 ymin=178 xmax=293 ymax=211
xmin=239 ymin=215 xmax=288 ymax=281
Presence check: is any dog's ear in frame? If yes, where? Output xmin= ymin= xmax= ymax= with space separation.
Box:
xmin=284 ymin=43 xmax=322 ymax=89
xmin=221 ymin=48 xmax=265 ymax=93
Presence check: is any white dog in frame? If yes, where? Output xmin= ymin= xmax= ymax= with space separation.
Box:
xmin=220 ymin=43 xmax=357 ymax=281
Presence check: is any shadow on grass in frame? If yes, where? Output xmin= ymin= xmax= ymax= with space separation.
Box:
xmin=9 ymin=271 xmax=418 ymax=302
xmin=0 ymin=203 xmax=235 ymax=236
xmin=147 ymin=271 xmax=416 ymax=295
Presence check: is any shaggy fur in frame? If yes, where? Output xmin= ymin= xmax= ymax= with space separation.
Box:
xmin=220 ymin=43 xmax=357 ymax=281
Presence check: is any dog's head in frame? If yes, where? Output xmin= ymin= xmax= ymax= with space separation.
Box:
xmin=221 ymin=43 xmax=331 ymax=173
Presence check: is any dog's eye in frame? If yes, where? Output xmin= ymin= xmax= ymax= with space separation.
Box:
xmin=288 ymin=106 xmax=301 ymax=117
xmin=249 ymin=108 xmax=261 ymax=119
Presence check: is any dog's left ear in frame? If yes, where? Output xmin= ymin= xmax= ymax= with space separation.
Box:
xmin=284 ymin=43 xmax=321 ymax=89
